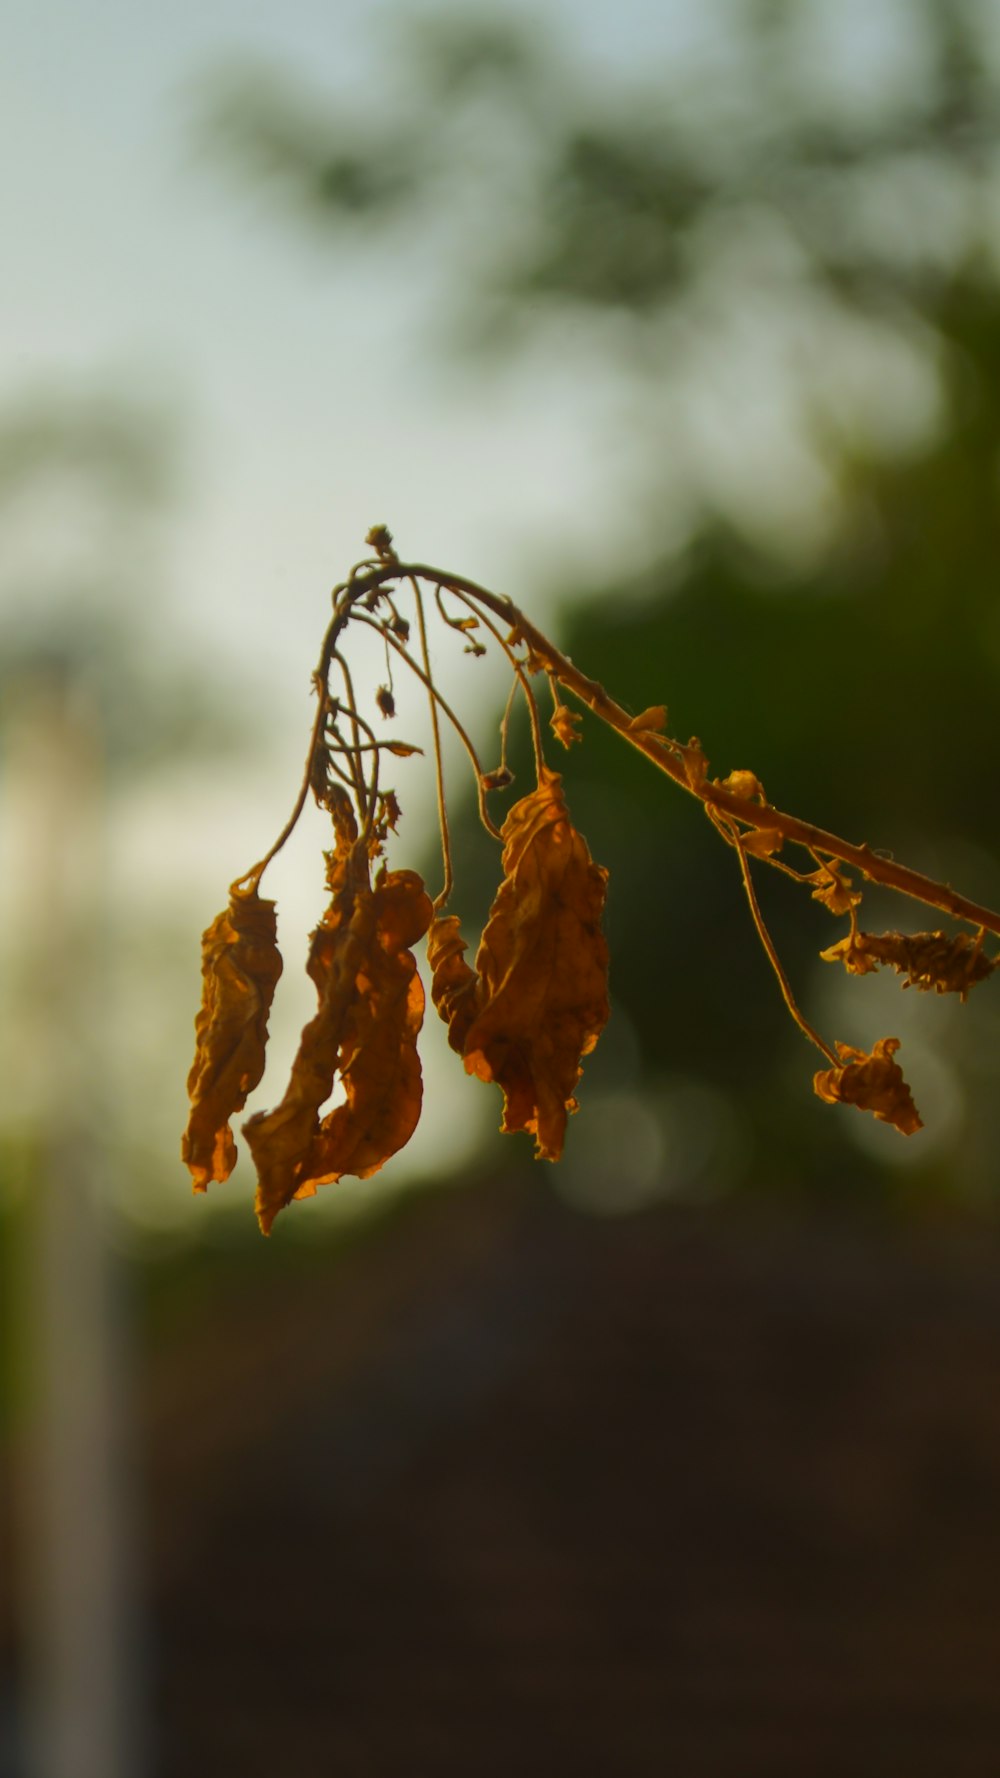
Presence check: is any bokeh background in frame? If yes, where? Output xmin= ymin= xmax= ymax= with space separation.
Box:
xmin=4 ymin=1 xmax=1000 ymax=1772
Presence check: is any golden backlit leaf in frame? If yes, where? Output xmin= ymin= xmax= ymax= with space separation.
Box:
xmin=427 ymin=914 xmax=480 ymax=1054
xmin=182 ymin=886 xmax=283 ymax=1191
xmin=290 ymin=868 xmax=431 ymax=1198
xmin=550 ymin=704 xmax=583 ymax=748
xmin=813 ymin=1036 xmax=922 ymax=1135
xmin=719 ymin=768 xmax=766 ymax=801
xmin=244 ymin=812 xmax=432 ymax=1233
xmin=821 ymin=928 xmax=996 ymax=999
xmin=807 ymin=862 xmax=861 ymax=916
xmin=716 ymin=769 xmax=783 ymax=856
xmin=741 ymin=826 xmax=783 ymax=858
xmin=628 ymin=705 xmax=668 ymax=734
xmin=431 ymin=767 xmax=610 ymax=1161
xmin=683 ymin=738 xmax=708 ymax=788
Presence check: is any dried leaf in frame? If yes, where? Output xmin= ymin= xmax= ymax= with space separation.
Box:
xmin=821 ymin=928 xmax=996 ymax=1000
xmin=741 ymin=826 xmax=783 ymax=858
xmin=245 ymin=834 xmax=432 ymax=1234
xmin=813 ymin=1036 xmax=922 ymax=1135
xmin=377 ymin=789 xmax=402 ymax=832
xmin=430 ymin=767 xmax=610 ymax=1161
xmin=550 ymin=704 xmax=582 ymax=748
xmin=807 ymin=862 xmax=861 ymax=916
xmin=714 ymin=769 xmax=783 ymax=856
xmin=683 ymin=738 xmax=708 ymax=788
xmin=291 ymin=869 xmax=432 ymax=1190
xmin=628 ymin=705 xmax=668 ymax=734
xmin=427 ymin=914 xmax=480 ymax=1054
xmin=719 ymin=769 xmax=766 ymax=801
xmin=182 ymin=887 xmax=283 ymax=1191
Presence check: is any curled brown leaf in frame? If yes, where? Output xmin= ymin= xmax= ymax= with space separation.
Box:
xmin=807 ymin=862 xmax=862 ymax=916
xmin=813 ymin=1036 xmax=923 ymax=1136
xmin=427 ymin=914 xmax=479 ymax=1054
xmin=741 ymin=826 xmax=783 ymax=859
xmin=244 ymin=807 xmax=432 ymax=1233
xmin=550 ymin=703 xmax=583 ymax=748
xmin=821 ymin=928 xmax=995 ymax=999
xmin=182 ymin=886 xmax=283 ymax=1191
xmin=429 ymin=767 xmax=609 ymax=1161
xmin=628 ymin=705 xmax=668 ymax=735
xmin=717 ymin=769 xmax=783 ymax=857
xmin=719 ymin=769 xmax=766 ymax=802
xmin=683 ymin=739 xmax=709 ymax=789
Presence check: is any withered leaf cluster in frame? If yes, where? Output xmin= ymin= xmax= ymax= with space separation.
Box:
xmin=429 ymin=767 xmax=610 ymax=1161
xmin=245 ymin=805 xmax=432 ymax=1235
xmin=821 ymin=928 xmax=996 ymax=1000
xmin=813 ymin=1036 xmax=923 ymax=1136
xmin=183 ymin=789 xmax=432 ymax=1234
xmin=182 ymin=887 xmax=283 ymax=1191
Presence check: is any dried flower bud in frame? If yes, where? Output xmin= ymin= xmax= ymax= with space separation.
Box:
xmin=550 ymin=704 xmax=582 ymax=748
xmin=813 ymin=1037 xmax=922 ymax=1136
xmin=807 ymin=863 xmax=861 ymax=916
xmin=821 ymin=928 xmax=996 ymax=999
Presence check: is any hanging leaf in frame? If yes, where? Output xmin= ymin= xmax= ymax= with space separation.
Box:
xmin=182 ymin=886 xmax=283 ymax=1191
xmin=628 ymin=705 xmax=668 ymax=734
xmin=431 ymin=767 xmax=609 ymax=1160
xmin=244 ymin=821 xmax=432 ymax=1233
xmin=807 ymin=862 xmax=861 ymax=916
xmin=550 ymin=703 xmax=583 ymax=748
xmin=813 ymin=1036 xmax=922 ymax=1135
xmin=427 ymin=913 xmax=480 ymax=1052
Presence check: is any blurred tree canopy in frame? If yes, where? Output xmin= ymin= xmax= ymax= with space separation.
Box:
xmin=201 ymin=0 xmax=1000 ymax=1201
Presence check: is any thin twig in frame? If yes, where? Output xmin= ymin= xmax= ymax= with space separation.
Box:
xmin=712 ymin=809 xmax=838 ymax=1066
xmin=410 ymin=576 xmax=454 ymax=910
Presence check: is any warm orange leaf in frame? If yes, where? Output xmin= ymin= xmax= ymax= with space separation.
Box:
xmin=813 ymin=1036 xmax=923 ymax=1135
xmin=821 ymin=928 xmax=995 ymax=999
xmin=289 ymin=868 xmax=432 ymax=1197
xmin=741 ymin=826 xmax=783 ymax=858
xmin=719 ymin=768 xmax=766 ymax=801
xmin=807 ymin=862 xmax=861 ymax=916
xmin=431 ymin=767 xmax=609 ymax=1161
xmin=716 ymin=769 xmax=783 ymax=857
xmin=628 ymin=705 xmax=668 ymax=734
xmin=244 ymin=811 xmax=432 ymax=1233
xmin=550 ymin=703 xmax=583 ymax=748
xmin=427 ymin=914 xmax=480 ymax=1054
xmin=683 ymin=738 xmax=709 ymax=788
xmin=182 ymin=886 xmax=283 ymax=1191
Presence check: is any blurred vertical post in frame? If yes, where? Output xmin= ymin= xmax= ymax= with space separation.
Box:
xmin=7 ymin=665 xmax=140 ymax=1778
